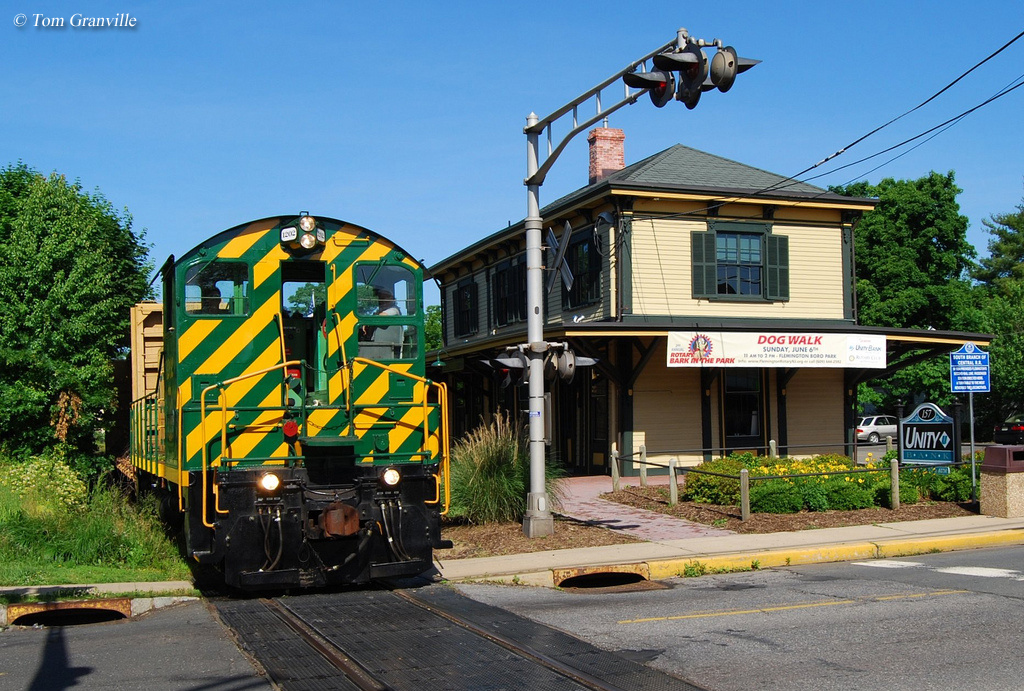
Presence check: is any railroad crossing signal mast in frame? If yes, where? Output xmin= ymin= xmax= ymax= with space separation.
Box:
xmin=521 ymin=27 xmax=759 ymax=537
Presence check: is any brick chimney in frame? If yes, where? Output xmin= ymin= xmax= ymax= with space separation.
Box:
xmin=588 ymin=127 xmax=624 ymax=184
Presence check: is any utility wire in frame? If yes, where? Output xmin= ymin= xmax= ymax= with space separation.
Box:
xmin=798 ymin=74 xmax=1024 ymax=185
xmin=781 ymin=28 xmax=1024 ymax=184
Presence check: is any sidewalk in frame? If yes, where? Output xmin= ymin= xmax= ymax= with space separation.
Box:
xmin=436 ymin=475 xmax=1024 ymax=586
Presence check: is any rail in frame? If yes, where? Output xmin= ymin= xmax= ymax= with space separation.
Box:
xmin=200 ymin=360 xmax=305 ymax=526
xmin=129 ymin=390 xmax=162 ymax=476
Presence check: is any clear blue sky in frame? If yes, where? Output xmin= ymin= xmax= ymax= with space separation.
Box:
xmin=4 ymin=1 xmax=1023 ymax=306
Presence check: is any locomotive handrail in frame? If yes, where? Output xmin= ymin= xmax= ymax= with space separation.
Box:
xmin=129 ymin=391 xmax=160 ymax=476
xmin=128 ymin=350 xmax=166 ymax=481
xmin=350 ymin=357 xmax=450 ymax=514
xmin=437 ymin=381 xmax=451 ymax=515
xmin=273 ymin=314 xmax=288 ymax=379
xmin=199 ymin=360 xmax=305 ymax=528
xmin=329 ymin=308 xmax=353 ymax=416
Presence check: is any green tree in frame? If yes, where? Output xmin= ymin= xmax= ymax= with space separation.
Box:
xmin=972 ymin=196 xmax=1024 ymax=422
xmin=836 ymin=172 xmax=976 ymax=331
xmin=832 ymin=172 xmax=980 ymax=411
xmin=974 ymin=197 xmax=1024 ymax=288
xmin=285 ymin=282 xmax=326 ymax=316
xmin=424 ymin=304 xmax=442 ymax=352
xmin=0 ymin=163 xmax=151 ymax=459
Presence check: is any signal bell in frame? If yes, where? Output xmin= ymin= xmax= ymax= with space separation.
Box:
xmin=710 ymin=46 xmax=760 ymax=93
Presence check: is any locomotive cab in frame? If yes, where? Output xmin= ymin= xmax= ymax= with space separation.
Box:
xmin=130 ymin=215 xmax=450 ymax=590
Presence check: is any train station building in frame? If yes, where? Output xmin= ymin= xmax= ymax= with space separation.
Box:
xmin=427 ymin=129 xmax=990 ymax=475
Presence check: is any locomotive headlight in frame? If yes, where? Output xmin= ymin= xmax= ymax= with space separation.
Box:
xmin=299 ymin=232 xmax=318 ymax=250
xmin=298 ymin=214 xmax=317 ymax=232
xmin=258 ymin=472 xmax=281 ymax=493
xmin=381 ymin=467 xmax=401 ymax=487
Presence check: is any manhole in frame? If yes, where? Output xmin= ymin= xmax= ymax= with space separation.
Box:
xmin=9 ymin=599 xmax=131 ymax=627
xmin=554 ymin=564 xmax=667 ymax=592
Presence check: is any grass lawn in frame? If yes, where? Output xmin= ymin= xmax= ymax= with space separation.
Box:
xmin=1 ymin=456 xmax=192 ymax=591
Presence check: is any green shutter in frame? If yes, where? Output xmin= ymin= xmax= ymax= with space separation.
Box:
xmin=691 ymin=231 xmax=717 ymax=298
xmin=765 ymin=234 xmax=789 ymax=301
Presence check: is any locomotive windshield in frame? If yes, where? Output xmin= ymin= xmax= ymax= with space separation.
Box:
xmin=356 ymin=263 xmax=418 ymax=361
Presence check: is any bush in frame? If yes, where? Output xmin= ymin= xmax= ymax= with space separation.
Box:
xmin=683 ymin=456 xmax=746 ymax=505
xmin=0 ymin=453 xmax=88 ymax=516
xmin=448 ymin=411 xmax=564 ymax=524
xmin=0 ymin=454 xmax=185 ymax=579
xmin=750 ymin=480 xmax=803 ymax=513
xmin=872 ymin=477 xmax=920 ymax=508
xmin=799 ymin=482 xmax=829 ymax=512
xmin=823 ymin=478 xmax=875 ymax=510
xmin=933 ymin=467 xmax=974 ymax=502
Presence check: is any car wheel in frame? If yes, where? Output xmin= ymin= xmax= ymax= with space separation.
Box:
xmin=868 ymin=432 xmax=880 ymax=444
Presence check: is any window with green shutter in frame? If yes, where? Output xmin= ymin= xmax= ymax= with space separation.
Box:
xmin=692 ymin=222 xmax=789 ymax=302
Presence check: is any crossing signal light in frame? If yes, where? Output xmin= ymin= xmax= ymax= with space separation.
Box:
xmin=654 ymin=43 xmax=707 ymax=110
xmin=622 ymin=69 xmax=675 ymax=107
xmin=485 ymin=349 xmax=530 ymax=388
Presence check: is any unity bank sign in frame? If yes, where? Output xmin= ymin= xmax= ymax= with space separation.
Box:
xmin=666 ymin=331 xmax=887 ymax=368
xmin=900 ymin=403 xmax=957 ymax=465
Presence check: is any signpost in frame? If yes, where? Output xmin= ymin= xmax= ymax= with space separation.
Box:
xmin=950 ymin=342 xmax=990 ymax=501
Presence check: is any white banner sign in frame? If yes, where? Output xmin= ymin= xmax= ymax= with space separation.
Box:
xmin=667 ymin=332 xmax=887 ymax=368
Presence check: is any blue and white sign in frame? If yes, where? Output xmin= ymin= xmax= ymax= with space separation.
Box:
xmin=901 ymin=403 xmax=955 ymax=464
xmin=950 ymin=342 xmax=990 ymax=393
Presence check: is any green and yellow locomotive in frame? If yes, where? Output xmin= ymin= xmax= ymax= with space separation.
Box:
xmin=129 ymin=214 xmax=450 ymax=589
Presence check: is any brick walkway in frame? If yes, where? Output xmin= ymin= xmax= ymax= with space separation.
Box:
xmin=556 ymin=475 xmax=733 ymax=541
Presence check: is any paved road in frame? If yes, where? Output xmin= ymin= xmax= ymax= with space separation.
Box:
xmin=0 ymin=599 xmax=272 ymax=690
xmin=456 ymin=545 xmax=1024 ymax=691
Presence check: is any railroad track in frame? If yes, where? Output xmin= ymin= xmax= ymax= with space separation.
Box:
xmin=214 ymin=583 xmax=706 ymax=691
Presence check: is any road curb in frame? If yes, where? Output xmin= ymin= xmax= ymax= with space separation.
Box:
xmin=0 ymin=582 xmax=198 ymax=627
xmin=447 ymin=531 xmax=1024 ymax=588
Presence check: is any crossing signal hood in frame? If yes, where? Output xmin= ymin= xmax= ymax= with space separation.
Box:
xmin=622 ymin=69 xmax=675 ymax=108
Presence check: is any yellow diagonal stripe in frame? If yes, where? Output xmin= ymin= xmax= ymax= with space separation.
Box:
xmin=179 ymin=320 xmax=221 ymax=363
xmin=307 ymin=407 xmax=343 ymax=436
xmin=354 ymin=367 xmax=391 ymax=406
xmin=254 ymin=247 xmax=289 ymax=290
xmin=225 ymin=388 xmax=288 ymax=460
xmin=184 ymin=341 xmax=283 ymax=460
xmin=194 ymin=293 xmax=280 ymax=375
xmin=321 ymin=227 xmax=366 ymax=263
xmin=219 ymin=220 xmax=276 ymax=259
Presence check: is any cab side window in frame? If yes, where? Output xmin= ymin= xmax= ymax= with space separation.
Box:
xmin=185 ymin=262 xmax=249 ymax=316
